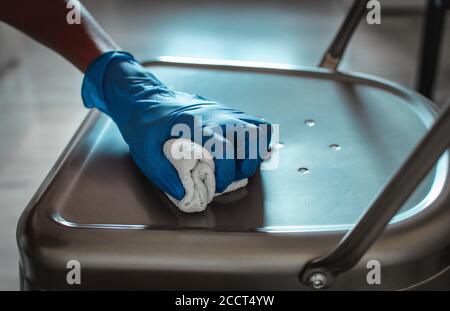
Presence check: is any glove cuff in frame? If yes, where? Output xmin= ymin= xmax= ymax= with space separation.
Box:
xmin=81 ymin=51 xmax=135 ymax=115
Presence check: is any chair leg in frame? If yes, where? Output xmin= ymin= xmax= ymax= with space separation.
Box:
xmin=416 ymin=0 xmax=447 ymax=99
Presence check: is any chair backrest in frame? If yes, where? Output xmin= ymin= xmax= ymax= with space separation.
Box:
xmin=319 ymin=0 xmax=369 ymax=70
xmin=300 ymin=0 xmax=450 ymax=289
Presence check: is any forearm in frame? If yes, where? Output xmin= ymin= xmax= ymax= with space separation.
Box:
xmin=0 ymin=0 xmax=120 ymax=72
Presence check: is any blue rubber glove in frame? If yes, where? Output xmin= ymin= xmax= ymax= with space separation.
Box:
xmin=82 ymin=51 xmax=271 ymax=200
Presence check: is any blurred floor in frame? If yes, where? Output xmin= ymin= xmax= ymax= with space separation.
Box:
xmin=0 ymin=0 xmax=449 ymax=290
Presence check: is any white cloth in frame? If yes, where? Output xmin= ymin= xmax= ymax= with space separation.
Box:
xmin=163 ymin=138 xmax=248 ymax=213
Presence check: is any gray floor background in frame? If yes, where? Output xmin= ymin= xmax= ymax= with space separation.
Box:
xmin=0 ymin=0 xmax=449 ymax=290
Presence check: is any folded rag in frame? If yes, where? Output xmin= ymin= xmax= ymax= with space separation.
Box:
xmin=163 ymin=138 xmax=248 ymax=213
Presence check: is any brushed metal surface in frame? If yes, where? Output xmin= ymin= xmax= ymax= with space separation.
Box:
xmin=52 ymin=62 xmax=447 ymax=232
xmin=17 ymin=61 xmax=450 ymax=290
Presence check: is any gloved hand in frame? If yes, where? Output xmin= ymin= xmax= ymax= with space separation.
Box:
xmin=82 ymin=51 xmax=271 ymax=200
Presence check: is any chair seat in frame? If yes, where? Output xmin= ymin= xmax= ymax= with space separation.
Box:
xmin=18 ymin=60 xmax=450 ymax=290
xmin=52 ymin=63 xmax=446 ymax=232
